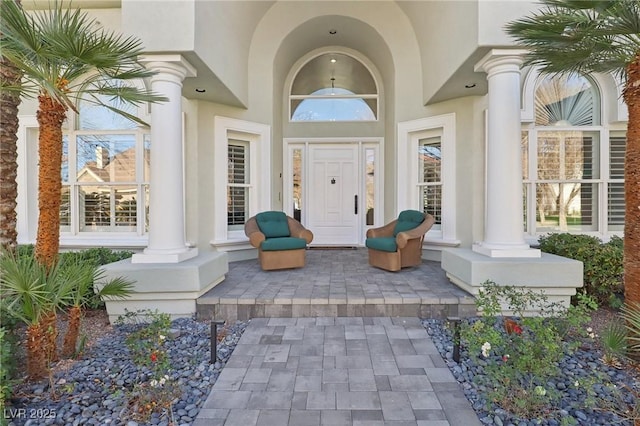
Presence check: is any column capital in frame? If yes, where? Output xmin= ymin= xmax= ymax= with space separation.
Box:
xmin=474 ymin=49 xmax=528 ymax=76
xmin=139 ymin=54 xmax=197 ymax=81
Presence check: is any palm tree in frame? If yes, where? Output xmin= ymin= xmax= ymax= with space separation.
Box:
xmin=59 ymin=259 xmax=132 ymax=358
xmin=505 ymin=0 xmax=640 ymax=305
xmin=0 ymin=248 xmax=74 ymax=379
xmin=0 ymin=1 xmax=165 ymax=268
xmin=0 ymin=0 xmax=22 ymax=253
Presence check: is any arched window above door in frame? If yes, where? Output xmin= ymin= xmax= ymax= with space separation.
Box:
xmin=290 ymin=53 xmax=378 ymax=122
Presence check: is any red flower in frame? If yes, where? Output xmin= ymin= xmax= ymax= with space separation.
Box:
xmin=504 ymin=318 xmax=523 ymax=335
xmin=150 ymin=352 xmax=158 ymax=362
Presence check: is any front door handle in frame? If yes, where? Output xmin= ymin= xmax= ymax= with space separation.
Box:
xmin=354 ymin=195 xmax=358 ymax=214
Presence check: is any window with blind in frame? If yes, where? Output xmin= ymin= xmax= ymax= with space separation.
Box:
xmin=418 ymin=136 xmax=442 ymax=226
xmin=523 ymin=72 xmax=625 ymax=236
xmin=60 ymin=91 xmax=149 ymax=235
xmin=608 ymin=135 xmax=626 ymax=231
xmin=227 ymin=140 xmax=249 ymax=230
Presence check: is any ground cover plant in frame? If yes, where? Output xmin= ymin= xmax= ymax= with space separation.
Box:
xmin=439 ymin=281 xmax=639 ymax=425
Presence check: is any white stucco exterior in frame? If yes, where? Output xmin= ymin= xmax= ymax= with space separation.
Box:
xmin=14 ymin=1 xmax=628 ymax=318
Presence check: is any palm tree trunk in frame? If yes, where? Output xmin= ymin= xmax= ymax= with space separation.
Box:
xmin=0 ymin=57 xmax=22 ymax=252
xmin=26 ymin=322 xmax=48 ymax=379
xmin=623 ymin=52 xmax=640 ymax=306
xmin=41 ymin=309 xmax=58 ymax=362
xmin=62 ymin=305 xmax=82 ymax=358
xmin=34 ymin=94 xmax=66 ymax=269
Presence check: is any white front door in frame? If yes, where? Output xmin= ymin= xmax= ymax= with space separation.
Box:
xmin=308 ymin=144 xmax=359 ymax=245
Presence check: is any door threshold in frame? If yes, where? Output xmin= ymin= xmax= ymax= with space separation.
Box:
xmin=308 ymin=246 xmax=358 ymax=250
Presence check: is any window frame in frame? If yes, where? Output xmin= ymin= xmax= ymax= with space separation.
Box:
xmin=227 ymin=139 xmax=250 ymax=231
xmin=288 ymin=52 xmax=379 ymax=123
xmin=521 ymin=70 xmax=626 ymax=240
xmin=211 ymin=116 xmax=271 ymax=246
xmin=397 ymin=114 xmax=458 ymax=247
xmin=59 ymin=104 xmax=150 ymax=243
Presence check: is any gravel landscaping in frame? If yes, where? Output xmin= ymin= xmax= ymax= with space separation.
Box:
xmin=6 ymin=315 xmax=639 ymax=426
xmin=423 ymin=318 xmax=638 ymax=426
xmin=7 ymin=318 xmax=247 ymax=426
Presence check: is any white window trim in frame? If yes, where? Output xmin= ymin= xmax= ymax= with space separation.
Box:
xmin=521 ymin=69 xmax=626 ymax=241
xmin=397 ymin=114 xmax=458 ymax=247
xmin=286 ymin=47 xmax=381 ymax=124
xmin=211 ymin=116 xmax=271 ymax=248
xmin=17 ymin=121 xmax=152 ymax=249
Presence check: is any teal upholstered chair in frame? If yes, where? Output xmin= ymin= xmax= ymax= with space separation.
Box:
xmin=244 ymin=211 xmax=314 ymax=270
xmin=365 ymin=210 xmax=435 ymax=272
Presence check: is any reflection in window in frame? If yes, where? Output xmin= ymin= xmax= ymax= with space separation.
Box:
xmin=290 ymin=53 xmax=378 ymax=122
xmin=535 ymin=74 xmax=597 ymax=126
xmin=418 ymin=137 xmax=442 ymax=226
xmin=523 ymin=73 xmax=624 ymax=236
xmin=227 ymin=140 xmax=249 ymax=231
xmin=292 ymin=88 xmax=376 ymax=122
xmin=61 ymin=89 xmax=149 ymax=235
xmin=292 ymin=149 xmax=302 ymax=222
xmin=365 ymin=148 xmax=375 ymax=226
xmin=75 ymin=135 xmax=139 ymax=231
xmin=79 ymin=90 xmax=138 ymax=131
xmin=534 ymin=131 xmax=599 ymax=232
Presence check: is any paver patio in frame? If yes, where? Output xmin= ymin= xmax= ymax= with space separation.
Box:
xmin=197 ymin=249 xmax=476 ymax=321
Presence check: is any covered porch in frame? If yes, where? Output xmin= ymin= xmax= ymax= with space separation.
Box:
xmin=196 ymin=248 xmax=476 ymax=322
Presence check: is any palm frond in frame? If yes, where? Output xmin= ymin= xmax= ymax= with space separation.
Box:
xmin=505 ymin=0 xmax=640 ymax=77
xmin=95 ymin=276 xmax=134 ymax=301
xmin=0 ymin=0 xmax=165 ymax=116
xmin=0 ymin=249 xmax=49 ymax=325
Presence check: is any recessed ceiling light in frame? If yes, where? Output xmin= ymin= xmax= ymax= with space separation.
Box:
xmin=195 ymin=88 xmax=206 ymax=93
xmin=330 ymin=58 xmax=337 ymax=63
xmin=329 ymin=29 xmax=337 ymax=35
xmin=464 ymin=83 xmax=476 ymax=89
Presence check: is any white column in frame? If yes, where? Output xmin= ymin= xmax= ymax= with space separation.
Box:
xmin=132 ymin=55 xmax=198 ymax=264
xmin=473 ymin=49 xmax=540 ymax=258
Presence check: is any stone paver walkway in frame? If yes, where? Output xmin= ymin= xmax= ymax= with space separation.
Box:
xmin=194 ymin=317 xmax=481 ymax=426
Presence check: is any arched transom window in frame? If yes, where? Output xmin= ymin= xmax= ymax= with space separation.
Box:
xmin=289 ymin=53 xmax=378 ymax=122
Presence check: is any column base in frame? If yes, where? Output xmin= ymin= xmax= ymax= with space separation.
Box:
xmin=472 ymin=242 xmax=541 ymax=258
xmin=132 ymin=247 xmax=199 ymax=264
xmin=98 ymin=251 xmax=228 ymax=323
xmin=442 ymin=248 xmax=583 ymax=314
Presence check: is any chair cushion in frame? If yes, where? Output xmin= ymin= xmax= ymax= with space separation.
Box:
xmin=393 ymin=210 xmax=425 ymax=236
xmin=261 ymin=237 xmax=307 ymax=251
xmin=365 ymin=237 xmax=398 ymax=253
xmin=256 ymin=211 xmax=290 ymax=238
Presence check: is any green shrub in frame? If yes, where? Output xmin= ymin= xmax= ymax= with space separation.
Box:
xmin=0 ymin=326 xmax=17 ymax=425
xmin=60 ymin=247 xmax=133 ymax=267
xmin=538 ymin=233 xmax=623 ymax=307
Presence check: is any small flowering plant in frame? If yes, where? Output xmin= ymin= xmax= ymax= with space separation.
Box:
xmin=120 ymin=310 xmax=181 ymax=423
xmin=459 ymin=281 xmax=596 ymax=419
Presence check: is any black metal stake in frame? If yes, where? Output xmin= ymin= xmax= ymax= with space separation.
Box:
xmin=210 ymin=320 xmax=225 ymax=364
xmin=448 ymin=316 xmax=461 ymax=363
